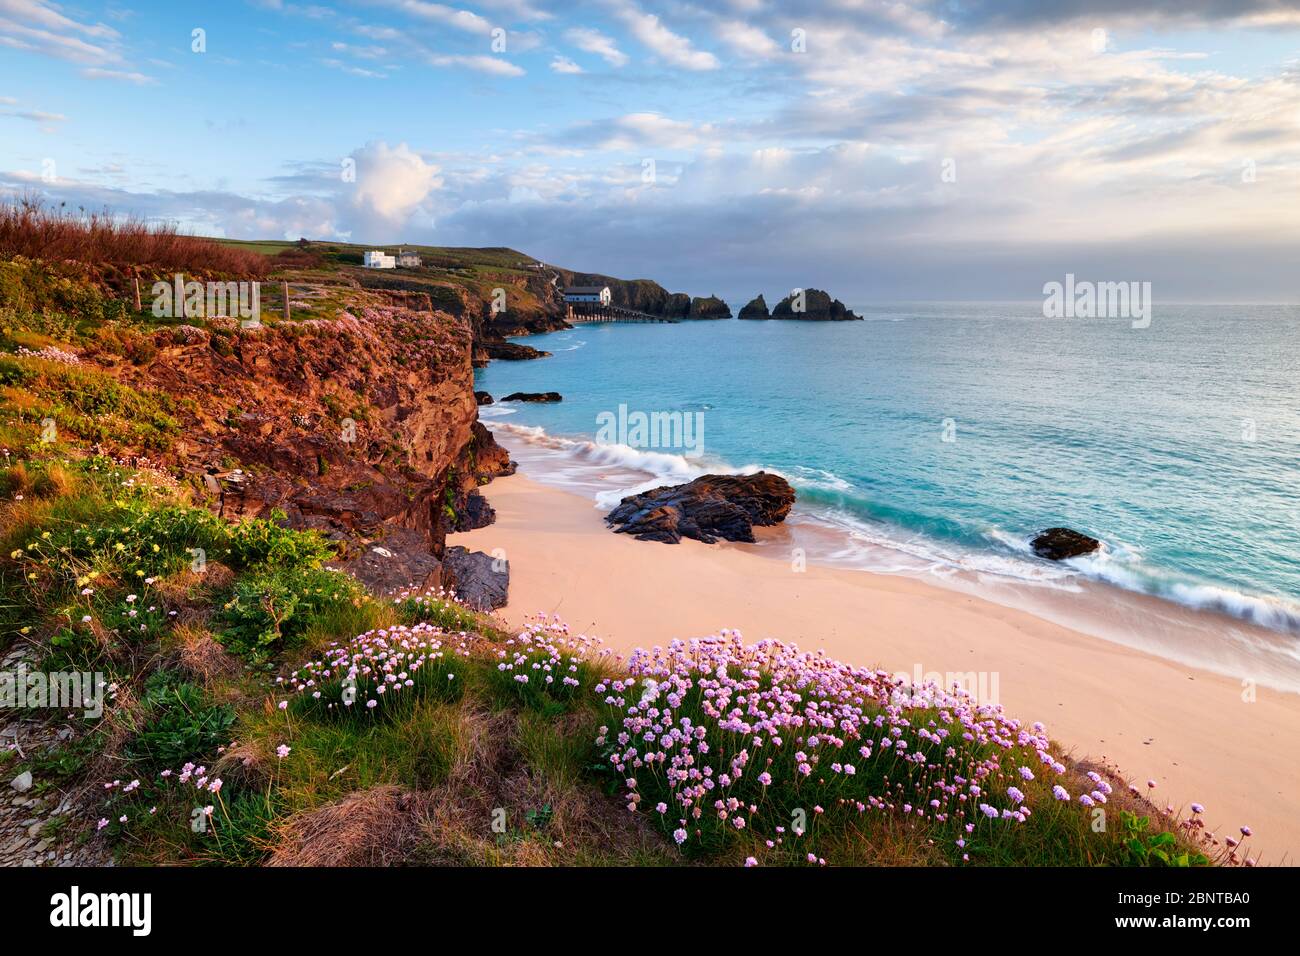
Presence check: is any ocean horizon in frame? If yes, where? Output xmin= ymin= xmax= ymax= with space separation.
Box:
xmin=477 ymin=301 xmax=1300 ymax=690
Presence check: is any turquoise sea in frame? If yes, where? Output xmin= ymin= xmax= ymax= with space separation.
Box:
xmin=475 ymin=303 xmax=1300 ymax=688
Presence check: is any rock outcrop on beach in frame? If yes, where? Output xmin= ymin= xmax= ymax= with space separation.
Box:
xmin=442 ymin=546 xmax=509 ymax=610
xmin=766 ymin=288 xmax=861 ymax=321
xmin=737 ymin=295 xmax=770 ymax=320
xmin=1031 ymin=527 xmax=1101 ymax=561
xmin=606 ymin=472 xmax=796 ymax=544
xmin=475 ymin=391 xmax=494 ymax=405
xmin=502 ymin=391 xmax=562 ymax=403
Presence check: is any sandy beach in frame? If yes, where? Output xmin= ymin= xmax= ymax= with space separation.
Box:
xmin=453 ymin=469 xmax=1300 ymax=863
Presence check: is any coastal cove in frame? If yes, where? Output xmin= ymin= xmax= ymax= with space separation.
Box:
xmin=474 ymin=304 xmax=1300 ymax=693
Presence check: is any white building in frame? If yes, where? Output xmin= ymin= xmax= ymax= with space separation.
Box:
xmin=364 ymin=250 xmax=396 ymax=269
xmin=564 ymin=285 xmax=612 ymax=305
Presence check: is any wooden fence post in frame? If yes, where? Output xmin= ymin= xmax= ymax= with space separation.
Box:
xmin=282 ymin=281 xmax=291 ymax=321
xmin=133 ymin=276 xmax=142 ymax=312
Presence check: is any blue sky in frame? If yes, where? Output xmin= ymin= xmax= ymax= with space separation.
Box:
xmin=3 ymin=0 xmax=1300 ymax=301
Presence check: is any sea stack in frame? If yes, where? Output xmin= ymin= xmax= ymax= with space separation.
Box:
xmin=770 ymin=288 xmax=861 ymax=320
xmin=737 ymin=294 xmax=770 ymax=320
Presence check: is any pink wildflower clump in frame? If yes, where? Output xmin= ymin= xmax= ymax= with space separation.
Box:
xmin=277 ymin=622 xmax=462 ymax=719
xmin=595 ymin=631 xmax=1072 ymax=863
xmin=15 ymin=344 xmax=81 ymax=365
xmin=490 ymin=615 xmax=612 ymax=708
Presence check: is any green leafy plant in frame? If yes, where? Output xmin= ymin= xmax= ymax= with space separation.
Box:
xmin=1119 ymin=810 xmax=1209 ymax=867
xmin=216 ymin=565 xmax=365 ymax=662
xmin=125 ymin=671 xmax=236 ymax=771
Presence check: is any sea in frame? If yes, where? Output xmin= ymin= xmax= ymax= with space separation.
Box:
xmin=474 ymin=302 xmax=1300 ymax=691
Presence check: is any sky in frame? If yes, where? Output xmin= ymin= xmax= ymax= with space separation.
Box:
xmin=2 ymin=0 xmax=1300 ymax=302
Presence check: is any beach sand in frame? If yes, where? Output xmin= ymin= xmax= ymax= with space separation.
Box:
xmin=452 ymin=470 xmax=1300 ymax=863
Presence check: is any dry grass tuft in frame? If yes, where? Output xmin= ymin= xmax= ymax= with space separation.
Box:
xmin=154 ymin=564 xmax=234 ymax=627
xmin=267 ymin=785 xmax=430 ymax=867
xmin=172 ymin=624 xmax=241 ymax=687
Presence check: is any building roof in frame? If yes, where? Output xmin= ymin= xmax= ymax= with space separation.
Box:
xmin=565 ymin=286 xmax=609 ymax=294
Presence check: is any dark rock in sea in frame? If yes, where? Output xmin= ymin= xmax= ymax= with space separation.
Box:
xmin=502 ymin=391 xmax=562 ymax=403
xmin=771 ymin=288 xmax=861 ymax=321
xmin=688 ymin=295 xmax=732 ymax=319
xmin=485 ymin=341 xmax=551 ymax=361
xmin=606 ymin=472 xmax=796 ymax=544
xmin=1031 ymin=527 xmax=1101 ymax=561
xmin=442 ymin=545 xmax=509 ymax=610
xmin=475 ymin=391 xmax=494 ymax=405
xmin=737 ymin=294 xmax=770 ymax=320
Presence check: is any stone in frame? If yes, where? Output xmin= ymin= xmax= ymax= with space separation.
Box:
xmin=9 ymin=771 xmax=32 ymax=793
xmin=442 ymin=546 xmax=509 ymax=610
xmin=485 ymin=341 xmax=551 ymax=361
xmin=1030 ymin=527 xmax=1101 ymax=561
xmin=606 ymin=472 xmax=796 ymax=544
xmin=501 ymin=392 xmax=562 ymax=403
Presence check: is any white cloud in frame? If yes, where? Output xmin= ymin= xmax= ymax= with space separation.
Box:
xmin=80 ymin=67 xmax=155 ymax=84
xmin=321 ymin=58 xmax=389 ymax=79
xmin=565 ymin=26 xmax=628 ymax=67
xmin=609 ymin=0 xmax=719 ymax=71
xmin=562 ymin=112 xmax=718 ymax=151
xmin=375 ymin=0 xmax=493 ymax=35
xmin=426 ymin=53 xmax=524 ymax=77
xmin=714 ymin=20 xmax=778 ymax=58
xmin=550 ymin=55 xmax=583 ymax=74
xmin=348 ymin=141 xmax=443 ymax=231
xmin=0 ymin=0 xmax=121 ymax=65
xmin=1 ymin=107 xmax=66 ymax=122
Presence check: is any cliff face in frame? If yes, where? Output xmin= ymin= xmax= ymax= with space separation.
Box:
xmin=354 ymin=268 xmax=568 ymax=366
xmin=113 ymin=286 xmax=514 ymax=591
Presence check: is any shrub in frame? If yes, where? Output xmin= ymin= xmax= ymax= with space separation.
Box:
xmin=216 ymin=566 xmax=367 ymax=663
